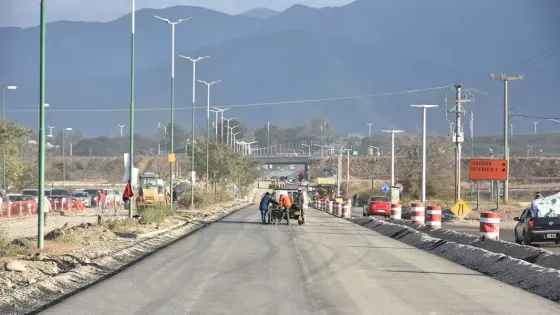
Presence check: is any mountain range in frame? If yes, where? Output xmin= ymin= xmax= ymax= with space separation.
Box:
xmin=1 ymin=0 xmax=559 ymax=138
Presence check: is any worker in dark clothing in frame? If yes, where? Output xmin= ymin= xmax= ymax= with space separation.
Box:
xmin=353 ymin=193 xmax=358 ymax=207
xmin=259 ymin=192 xmax=279 ymax=224
xmin=535 ymin=191 xmax=544 ymax=199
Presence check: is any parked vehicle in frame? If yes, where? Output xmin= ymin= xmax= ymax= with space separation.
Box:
xmin=514 ymin=209 xmax=560 ymax=245
xmin=20 ymin=189 xmax=38 ymax=201
xmin=72 ymin=192 xmax=91 ymax=207
xmin=83 ymin=189 xmax=100 ymax=206
xmin=363 ymin=196 xmax=391 ymax=217
xmin=48 ymin=188 xmax=72 ymax=200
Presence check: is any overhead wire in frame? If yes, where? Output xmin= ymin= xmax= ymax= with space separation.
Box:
xmin=5 ymin=85 xmax=451 ymax=113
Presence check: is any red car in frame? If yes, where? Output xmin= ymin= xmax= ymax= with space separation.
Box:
xmin=363 ymin=196 xmax=391 ymax=217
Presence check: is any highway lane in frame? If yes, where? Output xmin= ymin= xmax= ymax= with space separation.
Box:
xmin=41 ymin=206 xmax=560 ymax=314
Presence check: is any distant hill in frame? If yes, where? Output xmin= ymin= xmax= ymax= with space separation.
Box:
xmin=1 ymin=0 xmax=559 ymax=137
xmin=239 ymin=8 xmax=280 ymax=19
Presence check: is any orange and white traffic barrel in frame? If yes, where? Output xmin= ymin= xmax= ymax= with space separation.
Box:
xmin=390 ymin=204 xmax=402 ymax=219
xmin=410 ymin=203 xmax=425 ymax=224
xmin=342 ymin=202 xmax=350 ymax=218
xmin=426 ymin=206 xmax=442 ymax=229
xmin=320 ymin=199 xmax=325 ymax=211
xmin=480 ymin=212 xmax=500 ymax=241
xmin=327 ymin=200 xmax=333 ymax=214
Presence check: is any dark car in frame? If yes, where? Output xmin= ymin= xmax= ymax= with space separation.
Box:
xmin=514 ymin=208 xmax=560 ymax=245
xmin=48 ymin=188 xmax=72 ymax=200
xmin=363 ymin=196 xmax=391 ymax=217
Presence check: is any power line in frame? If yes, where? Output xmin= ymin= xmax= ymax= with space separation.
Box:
xmin=512 ymin=114 xmax=560 ymax=120
xmin=5 ymin=85 xmax=450 ymax=113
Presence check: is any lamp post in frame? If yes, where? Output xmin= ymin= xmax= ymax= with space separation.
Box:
xmin=180 ymin=55 xmax=209 ymax=209
xmin=62 ymin=127 xmax=72 ymax=186
xmin=410 ymin=105 xmax=438 ymax=203
xmin=302 ymin=143 xmax=311 ymax=156
xmin=267 ymin=121 xmax=270 ymax=147
xmin=382 ymin=130 xmax=404 ymax=188
xmin=232 ymin=132 xmax=240 ymax=152
xmin=47 ymin=126 xmax=55 ymax=138
xmin=215 ymin=108 xmax=230 ymax=143
xmin=37 ymin=0 xmax=47 ymax=248
xmin=118 ymin=124 xmax=126 ymax=136
xmin=156 ymin=16 xmax=192 ymax=212
xmin=2 ymin=85 xmax=17 ymax=191
xmin=198 ymin=79 xmax=221 ymax=189
xmin=223 ymin=118 xmax=235 ymax=144
xmin=126 ymin=0 xmax=136 ymax=220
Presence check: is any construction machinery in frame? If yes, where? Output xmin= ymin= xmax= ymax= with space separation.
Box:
xmin=136 ymin=172 xmax=167 ymax=209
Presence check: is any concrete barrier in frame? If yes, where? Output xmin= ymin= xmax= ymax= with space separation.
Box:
xmin=390 ymin=204 xmax=401 ymax=219
xmin=426 ymin=206 xmax=442 ymax=229
xmin=350 ymin=217 xmax=560 ymax=272
xmin=410 ymin=203 xmax=425 ymax=224
xmin=480 ymin=212 xmax=500 ymax=241
xmin=350 ymin=217 xmax=560 ymax=301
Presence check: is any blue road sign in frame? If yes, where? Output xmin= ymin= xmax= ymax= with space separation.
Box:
xmin=381 ymin=184 xmax=390 ymax=193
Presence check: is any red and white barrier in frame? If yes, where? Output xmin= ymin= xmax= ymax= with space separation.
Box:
xmin=320 ymin=199 xmax=325 ymax=211
xmin=426 ymin=206 xmax=442 ymax=229
xmin=327 ymin=200 xmax=333 ymax=215
xmin=390 ymin=204 xmax=401 ymax=219
xmin=334 ymin=202 xmax=341 ymax=216
xmin=410 ymin=203 xmax=425 ymax=224
xmin=480 ymin=212 xmax=500 ymax=241
xmin=342 ymin=202 xmax=350 ymax=218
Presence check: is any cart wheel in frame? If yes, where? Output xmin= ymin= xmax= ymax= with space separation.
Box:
xmin=298 ymin=219 xmax=302 ymax=225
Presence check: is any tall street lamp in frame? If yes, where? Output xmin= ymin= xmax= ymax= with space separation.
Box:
xmin=214 ymin=107 xmax=230 ymax=143
xmin=410 ymin=105 xmax=438 ymax=203
xmin=38 ymin=0 xmax=47 ymax=248
xmin=382 ymin=130 xmax=404 ymax=188
xmin=267 ymin=121 xmax=271 ymax=147
xmin=2 ymin=85 xmax=17 ymax=191
xmin=47 ymin=126 xmax=55 ymax=138
xmin=156 ymin=16 xmax=192 ymax=212
xmin=223 ymin=117 xmax=235 ymax=144
xmin=180 ymin=55 xmax=209 ymax=209
xmin=62 ymin=127 xmax=72 ymax=187
xmin=118 ymin=124 xmax=126 ymax=136
xmin=126 ymin=0 xmax=137 ymax=219
xmin=198 ymin=79 xmax=221 ymax=189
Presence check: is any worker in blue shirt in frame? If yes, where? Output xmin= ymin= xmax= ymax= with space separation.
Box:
xmin=259 ymin=192 xmax=279 ymax=224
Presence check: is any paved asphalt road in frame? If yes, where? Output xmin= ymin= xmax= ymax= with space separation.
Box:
xmin=40 ymin=206 xmax=560 ymax=315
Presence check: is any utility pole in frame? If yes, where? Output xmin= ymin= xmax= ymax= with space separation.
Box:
xmin=447 ymin=84 xmax=471 ymax=202
xmin=267 ymin=121 xmax=270 ymax=147
xmin=490 ymin=73 xmax=523 ymax=204
xmin=410 ymin=105 xmax=438 ymax=203
xmin=197 ymin=79 xmax=221 ymax=189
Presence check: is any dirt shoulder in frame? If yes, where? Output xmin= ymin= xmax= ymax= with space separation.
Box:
xmin=0 ymin=200 xmax=251 ymax=314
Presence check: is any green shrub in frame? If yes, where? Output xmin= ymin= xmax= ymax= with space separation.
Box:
xmin=138 ymin=204 xmax=173 ymax=225
xmin=179 ymin=189 xmax=231 ymax=209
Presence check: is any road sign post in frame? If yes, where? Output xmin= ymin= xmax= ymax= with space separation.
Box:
xmin=469 ymin=159 xmax=508 ymax=210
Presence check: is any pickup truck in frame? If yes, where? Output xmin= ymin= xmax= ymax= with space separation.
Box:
xmin=514 ymin=208 xmax=560 ymax=245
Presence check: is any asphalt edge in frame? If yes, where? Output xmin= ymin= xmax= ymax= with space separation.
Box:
xmin=349 ymin=217 xmax=560 ymax=302
xmin=1 ymin=202 xmax=254 ymax=315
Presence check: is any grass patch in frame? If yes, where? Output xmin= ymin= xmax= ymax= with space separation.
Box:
xmin=178 ymin=189 xmax=230 ymax=209
xmin=138 ymin=204 xmax=173 ymax=225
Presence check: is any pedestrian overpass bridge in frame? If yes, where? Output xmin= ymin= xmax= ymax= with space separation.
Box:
xmin=250 ymin=155 xmax=311 ymax=165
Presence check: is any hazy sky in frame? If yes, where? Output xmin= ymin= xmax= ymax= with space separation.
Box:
xmin=0 ymin=0 xmax=354 ymax=28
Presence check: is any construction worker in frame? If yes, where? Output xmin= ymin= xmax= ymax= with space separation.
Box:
xmin=259 ymin=192 xmax=278 ymax=224
xmin=278 ymin=194 xmax=292 ymax=225
xmin=297 ymin=187 xmax=308 ymax=224
xmin=535 ymin=191 xmax=544 ymax=199
xmin=42 ymin=195 xmax=51 ymax=227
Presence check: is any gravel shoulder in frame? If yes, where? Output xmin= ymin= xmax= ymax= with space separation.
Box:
xmin=0 ymin=200 xmax=252 ymax=314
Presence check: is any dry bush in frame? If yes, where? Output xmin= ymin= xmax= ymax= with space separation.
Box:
xmin=179 ymin=189 xmax=230 ymax=209
xmin=395 ymin=133 xmax=455 ymax=200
